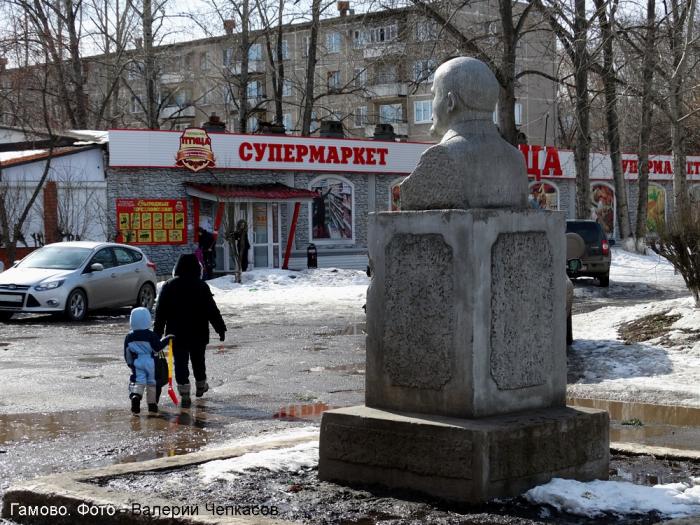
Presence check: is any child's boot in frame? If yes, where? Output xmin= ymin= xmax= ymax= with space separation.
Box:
xmin=130 ymin=393 xmax=142 ymax=414
xmin=178 ymin=384 xmax=191 ymax=408
xmin=146 ymin=386 xmax=158 ymax=413
xmin=195 ymin=380 xmax=209 ymax=398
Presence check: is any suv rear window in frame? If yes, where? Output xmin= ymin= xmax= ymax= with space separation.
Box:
xmin=566 ymin=221 xmax=603 ymax=244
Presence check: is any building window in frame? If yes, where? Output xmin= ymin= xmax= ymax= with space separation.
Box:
xmin=247 ymin=115 xmax=259 ymax=132
xmin=354 ymin=106 xmax=368 ymax=128
xmin=282 ymin=112 xmax=293 ymax=132
xmin=280 ymin=40 xmax=289 ymax=59
xmin=200 ymin=52 xmax=209 ymax=70
xmin=326 ymin=32 xmax=341 ymax=53
xmin=415 ymin=20 xmax=438 ymax=41
xmin=514 ymin=102 xmax=523 ymax=126
xmin=413 ymin=59 xmax=437 ymax=83
xmin=327 ymin=70 xmax=341 ymax=90
xmin=224 ymin=87 xmax=234 ymax=105
xmin=303 ymin=35 xmax=311 ymax=57
xmin=247 ymin=80 xmax=263 ymax=99
xmin=354 ymin=68 xmax=367 ymax=87
xmin=282 ymin=78 xmax=293 ymax=97
xmin=223 ymin=48 xmax=234 ymax=66
xmin=355 ymin=24 xmax=398 ymax=46
xmin=200 ymin=89 xmax=211 ymax=106
xmin=414 ymin=100 xmax=432 ymax=123
xmin=310 ymin=176 xmax=354 ymax=241
xmin=310 ymin=111 xmax=319 ymax=133
xmin=248 ymin=43 xmax=263 ymax=61
xmin=130 ymin=96 xmax=141 ymax=114
xmin=529 ymin=182 xmax=559 ymax=211
xmin=379 ymin=103 xmax=403 ymax=124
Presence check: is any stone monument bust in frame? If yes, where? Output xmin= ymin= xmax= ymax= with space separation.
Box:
xmin=400 ymin=57 xmax=528 ymax=210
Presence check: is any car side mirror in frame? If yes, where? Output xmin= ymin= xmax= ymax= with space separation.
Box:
xmin=608 ymin=239 xmax=616 ymax=246
xmin=89 ymin=263 xmax=104 ymax=272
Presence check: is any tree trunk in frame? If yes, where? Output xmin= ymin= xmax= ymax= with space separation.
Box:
xmin=142 ymin=0 xmax=159 ymax=129
xmin=65 ymin=0 xmax=88 ymax=128
xmin=275 ymin=0 xmax=284 ymax=125
xmin=573 ymin=0 xmax=591 ymax=219
xmin=497 ymin=0 xmax=517 ymax=145
xmin=635 ymin=0 xmax=656 ymax=249
xmin=594 ymin=0 xmax=631 ymax=239
xmin=301 ymin=0 xmax=320 ymax=136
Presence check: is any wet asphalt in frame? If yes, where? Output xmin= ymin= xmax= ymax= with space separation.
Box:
xmin=0 ymin=278 xmax=696 ymax=524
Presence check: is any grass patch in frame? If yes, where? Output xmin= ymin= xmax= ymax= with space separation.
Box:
xmin=618 ymin=311 xmax=682 ymax=344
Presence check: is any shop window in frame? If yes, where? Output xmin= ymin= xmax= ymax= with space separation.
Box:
xmin=389 ymin=177 xmax=406 ymax=211
xmin=529 ymin=181 xmax=559 ymax=211
xmin=591 ymin=183 xmax=615 ymax=237
xmin=414 ymin=100 xmax=432 ymax=124
xmin=647 ymin=184 xmax=667 ymax=233
xmin=309 ymin=176 xmax=354 ymax=242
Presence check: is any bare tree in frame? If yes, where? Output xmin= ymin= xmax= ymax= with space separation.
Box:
xmin=300 ymin=0 xmax=321 ymax=136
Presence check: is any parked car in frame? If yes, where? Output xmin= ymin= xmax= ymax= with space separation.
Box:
xmin=0 ymin=242 xmax=157 ymax=322
xmin=565 ymin=220 xmax=614 ymax=287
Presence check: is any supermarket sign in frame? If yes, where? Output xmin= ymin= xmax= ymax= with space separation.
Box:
xmin=109 ymin=129 xmax=428 ymax=174
xmin=116 ymin=198 xmax=187 ymax=245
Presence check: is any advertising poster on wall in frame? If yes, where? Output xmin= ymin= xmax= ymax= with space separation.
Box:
xmin=647 ymin=186 xmax=666 ymax=233
xmin=590 ymin=184 xmax=615 ymax=236
xmin=311 ymin=178 xmax=353 ymax=240
xmin=529 ymin=182 xmax=559 ymax=210
xmin=116 ymin=199 xmax=187 ymax=245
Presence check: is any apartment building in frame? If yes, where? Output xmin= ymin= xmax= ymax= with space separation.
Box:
xmin=93 ymin=2 xmax=557 ymax=145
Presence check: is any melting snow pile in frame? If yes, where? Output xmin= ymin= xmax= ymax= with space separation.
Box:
xmin=207 ymin=268 xmax=369 ymax=308
xmin=525 ymin=478 xmax=700 ymax=518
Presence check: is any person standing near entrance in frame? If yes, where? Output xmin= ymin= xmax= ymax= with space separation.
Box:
xmin=154 ymin=253 xmax=227 ymax=408
xmin=198 ymin=221 xmax=216 ymax=280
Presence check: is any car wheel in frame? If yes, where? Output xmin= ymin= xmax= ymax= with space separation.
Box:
xmin=566 ymin=313 xmax=573 ymax=345
xmin=135 ymin=283 xmax=155 ymax=310
xmin=598 ymin=273 xmax=610 ymax=288
xmin=65 ymin=289 xmax=88 ymax=321
xmin=0 ymin=311 xmax=14 ymax=322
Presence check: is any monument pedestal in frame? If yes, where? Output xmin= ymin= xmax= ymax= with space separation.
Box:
xmin=319 ymin=209 xmax=609 ymax=503
xmin=319 ymin=405 xmax=609 ymax=504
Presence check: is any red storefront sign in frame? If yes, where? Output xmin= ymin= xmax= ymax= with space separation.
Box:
xmin=116 ymin=198 xmax=187 ymax=245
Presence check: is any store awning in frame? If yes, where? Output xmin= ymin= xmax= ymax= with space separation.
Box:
xmin=185 ymin=182 xmax=317 ymax=202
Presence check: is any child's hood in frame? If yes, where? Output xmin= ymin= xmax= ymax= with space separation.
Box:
xmin=130 ymin=307 xmax=152 ymax=331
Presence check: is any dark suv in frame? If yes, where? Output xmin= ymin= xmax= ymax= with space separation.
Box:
xmin=565 ymin=220 xmax=613 ymax=287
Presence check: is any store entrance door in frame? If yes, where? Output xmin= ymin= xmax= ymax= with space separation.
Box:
xmin=216 ymin=202 xmax=281 ymax=271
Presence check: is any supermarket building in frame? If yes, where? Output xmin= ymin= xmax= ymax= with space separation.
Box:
xmin=107 ymin=129 xmax=700 ymax=273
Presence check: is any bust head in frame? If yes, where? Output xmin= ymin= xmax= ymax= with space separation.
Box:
xmin=430 ymin=57 xmax=500 ymax=137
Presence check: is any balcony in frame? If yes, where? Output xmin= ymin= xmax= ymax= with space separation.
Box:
xmin=367 ymin=82 xmax=408 ymax=99
xmin=160 ymin=105 xmax=195 ymax=119
xmin=363 ymin=43 xmax=406 ymax=60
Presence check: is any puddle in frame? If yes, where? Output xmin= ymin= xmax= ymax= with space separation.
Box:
xmin=77 ymin=356 xmax=121 ymax=364
xmin=568 ymin=398 xmax=700 ymax=451
xmin=314 ymin=323 xmax=367 ymax=337
xmin=272 ymin=402 xmax=336 ymax=421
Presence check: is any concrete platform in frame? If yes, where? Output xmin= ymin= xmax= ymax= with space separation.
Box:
xmin=318 ymin=405 xmax=609 ymax=504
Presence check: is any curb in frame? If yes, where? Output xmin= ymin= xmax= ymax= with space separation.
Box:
xmin=2 ymin=434 xmax=316 ymax=525
xmin=610 ymin=441 xmax=700 ymax=461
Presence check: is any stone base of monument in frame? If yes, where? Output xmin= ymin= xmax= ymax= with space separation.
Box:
xmin=318 ymin=405 xmax=609 ymax=504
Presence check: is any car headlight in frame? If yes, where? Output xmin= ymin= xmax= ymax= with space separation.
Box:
xmin=34 ymin=279 xmax=65 ymax=291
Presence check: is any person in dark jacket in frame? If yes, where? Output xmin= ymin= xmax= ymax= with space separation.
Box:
xmin=198 ymin=226 xmax=216 ymax=280
xmin=154 ymin=253 xmax=227 ymax=407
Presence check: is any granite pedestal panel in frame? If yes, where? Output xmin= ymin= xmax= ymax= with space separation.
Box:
xmin=318 ymin=405 xmax=610 ymax=504
xmin=365 ymin=209 xmax=568 ymax=418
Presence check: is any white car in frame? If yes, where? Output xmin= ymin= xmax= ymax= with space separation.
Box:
xmin=0 ymin=241 xmax=157 ymax=321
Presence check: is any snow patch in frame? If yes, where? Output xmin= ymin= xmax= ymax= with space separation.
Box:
xmin=525 ymin=478 xmax=700 ymax=518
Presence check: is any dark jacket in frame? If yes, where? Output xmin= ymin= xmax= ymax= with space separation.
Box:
xmin=154 ymin=254 xmax=226 ymax=346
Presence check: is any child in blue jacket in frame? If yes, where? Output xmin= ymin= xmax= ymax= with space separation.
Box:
xmin=124 ymin=307 xmax=172 ymax=414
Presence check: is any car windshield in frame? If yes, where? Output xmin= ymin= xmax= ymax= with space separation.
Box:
xmin=17 ymin=246 xmax=93 ymax=270
xmin=566 ymin=222 xmax=602 ymax=244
